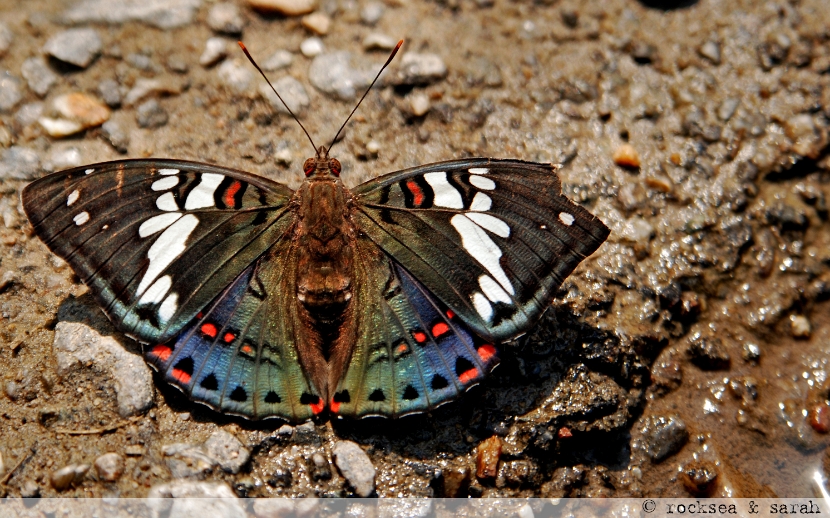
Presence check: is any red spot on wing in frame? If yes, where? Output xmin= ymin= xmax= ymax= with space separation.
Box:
xmin=432 ymin=322 xmax=450 ymax=338
xmin=172 ymin=368 xmax=191 ymax=384
xmin=477 ymin=344 xmax=496 ymax=363
xmin=224 ymin=180 xmax=242 ymax=208
xmin=413 ymin=331 xmax=427 ymax=343
xmin=201 ymin=323 xmax=217 ymax=338
xmin=396 ymin=343 xmax=408 ymax=355
xmin=330 ymin=400 xmax=341 ymax=414
xmin=310 ymin=399 xmax=325 ymax=414
xmin=558 ymin=427 xmax=573 ymax=439
xmin=197 ymin=312 xmax=204 ymax=319
xmin=223 ymin=332 xmax=236 ymax=343
xmin=240 ymin=344 xmax=254 ymax=355
xmin=150 ymin=344 xmax=172 ymax=362
xmin=458 ymin=368 xmax=479 ymax=384
xmin=446 ymin=309 xmax=455 ymax=319
xmin=406 ymin=179 xmax=425 ymax=207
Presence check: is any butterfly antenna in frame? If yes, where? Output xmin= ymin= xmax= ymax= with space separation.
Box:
xmin=238 ymin=41 xmax=318 ymax=153
xmin=328 ymin=39 xmax=403 ymax=152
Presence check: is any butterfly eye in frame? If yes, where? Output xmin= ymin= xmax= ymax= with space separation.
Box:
xmin=329 ymin=159 xmax=341 ymax=177
xmin=303 ymin=158 xmax=315 ymax=176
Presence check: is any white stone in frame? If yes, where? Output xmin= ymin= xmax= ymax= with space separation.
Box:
xmin=200 ymin=37 xmax=229 ymax=67
xmin=247 ymin=0 xmax=316 ymax=16
xmin=409 ymin=92 xmax=430 ymax=116
xmin=262 ymin=49 xmax=293 ymax=71
xmin=63 ymin=0 xmax=202 ymax=29
xmin=333 ymin=440 xmax=376 ymax=497
xmin=147 ymin=481 xmax=245 ymax=518
xmin=362 ymin=32 xmax=397 ymax=51
xmin=53 ymin=322 xmax=154 ymax=417
xmin=300 ymin=37 xmax=324 ymax=57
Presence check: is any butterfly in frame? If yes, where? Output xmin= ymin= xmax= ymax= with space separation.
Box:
xmin=21 ymin=42 xmax=609 ymax=422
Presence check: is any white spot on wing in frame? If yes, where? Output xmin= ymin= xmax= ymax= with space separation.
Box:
xmin=469 ymin=192 xmax=491 ymax=212
xmin=139 ymin=213 xmax=183 ymax=238
xmin=159 ymin=168 xmax=180 ymax=175
xmin=156 ymin=192 xmax=179 ymax=212
xmin=423 ymin=172 xmax=463 ymax=209
xmin=67 ymin=190 xmax=80 ymax=206
xmin=138 ymin=275 xmax=172 ymax=305
xmin=469 ymin=167 xmax=489 ymax=175
xmin=159 ymin=292 xmax=178 ymax=323
xmin=479 ymin=275 xmax=511 ymax=304
xmin=73 ymin=211 xmax=90 ymax=225
xmin=450 ymin=214 xmax=514 ymax=295
xmin=84 ymin=168 xmax=94 ymax=175
xmin=185 ymin=173 xmax=224 ymax=210
xmin=469 ymin=175 xmax=495 ymax=190
xmin=152 ymin=176 xmax=179 ymax=191
xmin=472 ymin=292 xmax=493 ymax=321
xmin=136 ymin=214 xmax=199 ymax=297
xmin=559 ymin=212 xmax=575 ymax=226
xmin=466 ymin=213 xmax=510 ymax=238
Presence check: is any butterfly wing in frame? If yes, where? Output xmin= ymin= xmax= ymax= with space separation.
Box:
xmin=352 ymin=158 xmax=610 ymax=343
xmin=146 ymin=243 xmax=323 ymax=421
xmin=331 ymin=236 xmax=499 ymax=418
xmin=22 ymin=159 xmax=295 ymax=344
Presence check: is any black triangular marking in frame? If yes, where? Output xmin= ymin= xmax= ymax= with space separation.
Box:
xmin=173 ymin=357 xmax=194 ymax=376
xmin=229 ymin=386 xmax=247 ymax=402
xmin=369 ymin=389 xmax=385 ymax=402
xmin=431 ymin=374 xmax=449 ymax=390
xmin=402 ymin=385 xmax=419 ymax=401
xmin=333 ymin=390 xmax=351 ymax=403
xmin=455 ymin=357 xmax=475 ymax=377
xmin=300 ymin=393 xmax=320 ymax=405
xmin=264 ymin=390 xmax=281 ymax=403
xmin=200 ymin=373 xmax=218 ymax=391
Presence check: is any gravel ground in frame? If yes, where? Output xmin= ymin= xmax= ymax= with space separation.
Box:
xmin=0 ymin=0 xmax=829 ymax=502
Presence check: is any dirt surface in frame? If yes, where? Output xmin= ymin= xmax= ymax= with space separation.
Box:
xmin=1 ymin=0 xmax=829 ymax=501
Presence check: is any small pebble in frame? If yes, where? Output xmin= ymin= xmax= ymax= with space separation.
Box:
xmin=204 ymin=430 xmax=250 ymax=474
xmin=39 ymin=92 xmax=111 ymax=137
xmin=0 ymin=22 xmax=12 ymax=57
xmin=393 ymin=52 xmax=448 ymax=85
xmin=262 ymin=49 xmax=293 ymax=71
xmin=51 ymin=464 xmax=90 ymax=491
xmin=47 ymin=146 xmax=82 ymax=171
xmin=217 ymin=59 xmax=253 ymax=92
xmin=790 ymin=314 xmax=811 ymax=338
xmin=698 ymin=41 xmax=721 ymax=65
xmin=688 ymin=335 xmax=730 ymax=370
xmin=124 ymin=77 xmax=182 ymax=106
xmin=208 ymin=2 xmax=245 ymax=34
xmin=442 ymin=466 xmax=470 ymax=497
xmin=0 ymin=71 xmax=22 ymax=112
xmin=717 ymin=98 xmax=739 ymax=121
xmin=679 ymin=460 xmax=718 ymax=496
xmin=641 ymin=414 xmax=688 ymax=461
xmin=0 ymin=146 xmax=40 ymax=180
xmin=101 ymin=119 xmax=130 ymax=153
xmin=360 ymin=2 xmax=384 ymax=25
xmin=365 ymin=140 xmax=380 ymax=155
xmin=409 ymin=92 xmax=430 ymax=117
xmin=15 ymin=102 xmax=44 ymax=127
xmin=809 ymin=404 xmax=830 ymax=433
xmin=363 ymin=32 xmax=397 ymax=51
xmin=333 ymin=440 xmax=376 ymax=497
xmin=247 ymin=0 xmax=317 ymax=16
xmin=300 ymin=37 xmax=324 ymax=57
xmin=136 ymin=99 xmax=168 ymax=128
xmin=741 ymin=342 xmax=761 ymax=362
xmin=200 ymin=37 xmax=229 ymax=67
xmin=613 ymin=144 xmax=641 ymax=169
xmin=302 ymin=12 xmax=331 ymax=35
xmin=94 ymin=453 xmax=125 ymax=482
xmin=253 ymin=499 xmax=295 ymax=517
xmin=274 ymin=148 xmax=292 ymax=165
xmin=20 ymin=480 xmax=40 ymax=498
xmin=126 ymin=52 xmax=154 ymax=71
xmin=98 ymin=79 xmax=123 ymax=108
xmin=62 ymin=0 xmax=201 ymax=29
xmin=310 ymin=452 xmax=332 ymax=481
xmin=475 ymin=436 xmax=502 ymax=480
xmin=644 ymin=175 xmax=672 ymax=193
xmin=21 ymin=57 xmax=57 ymax=97
xmin=43 ymin=28 xmax=102 ymax=68
xmin=259 ymin=76 xmax=309 ymax=115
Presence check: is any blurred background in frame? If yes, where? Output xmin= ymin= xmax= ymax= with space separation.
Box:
xmin=0 ymin=0 xmax=828 ymax=500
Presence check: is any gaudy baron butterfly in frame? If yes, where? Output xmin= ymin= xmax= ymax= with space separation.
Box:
xmin=22 ymin=41 xmax=609 ymax=422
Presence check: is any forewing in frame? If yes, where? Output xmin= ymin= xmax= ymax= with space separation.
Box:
xmin=147 ymin=244 xmax=322 ymax=421
xmin=353 ymin=158 xmax=610 ymax=342
xmin=331 ymin=238 xmax=499 ymax=418
xmin=22 ymin=159 xmax=295 ymax=343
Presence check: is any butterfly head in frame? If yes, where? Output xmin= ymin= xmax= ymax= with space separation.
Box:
xmin=303 ymin=146 xmax=341 ymax=178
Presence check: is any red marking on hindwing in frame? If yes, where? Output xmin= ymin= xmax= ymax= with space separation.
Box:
xmin=223 ymin=332 xmax=236 ymax=343
xmin=413 ymin=331 xmax=427 ymax=343
xmin=330 ymin=400 xmax=341 ymax=414
xmin=197 ymin=312 xmax=204 ymax=319
xmin=224 ymin=180 xmax=242 ymax=208
xmin=201 ymin=323 xmax=217 ymax=338
xmin=150 ymin=344 xmax=172 ymax=362
xmin=172 ymin=368 xmax=191 ymax=384
xmin=406 ymin=179 xmax=425 ymax=207
xmin=396 ymin=343 xmax=408 ymax=355
xmin=446 ymin=309 xmax=455 ymax=319
xmin=310 ymin=399 xmax=325 ymax=414
xmin=477 ymin=344 xmax=496 ymax=362
xmin=240 ymin=344 xmax=254 ymax=355
xmin=458 ymin=368 xmax=479 ymax=384
xmin=432 ymin=322 xmax=450 ymax=338
xmin=558 ymin=427 xmax=573 ymax=439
